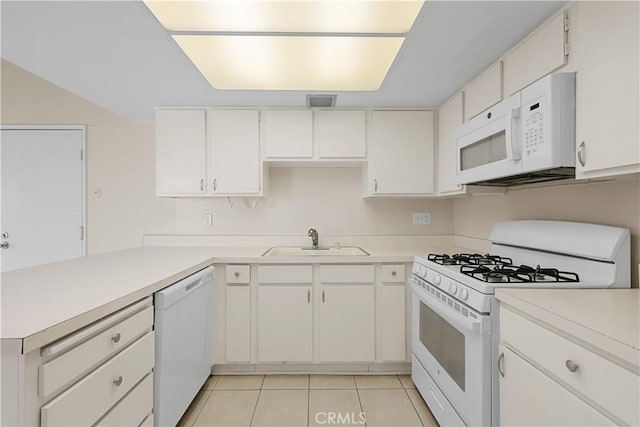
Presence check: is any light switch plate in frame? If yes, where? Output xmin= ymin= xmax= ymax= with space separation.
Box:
xmin=413 ymin=212 xmax=431 ymax=225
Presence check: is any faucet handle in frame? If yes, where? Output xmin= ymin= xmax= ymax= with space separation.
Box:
xmin=308 ymin=228 xmax=317 ymax=236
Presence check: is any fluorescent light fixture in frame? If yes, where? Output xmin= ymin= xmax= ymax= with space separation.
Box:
xmin=172 ymin=35 xmax=404 ymax=90
xmin=144 ymin=1 xmax=425 ymax=33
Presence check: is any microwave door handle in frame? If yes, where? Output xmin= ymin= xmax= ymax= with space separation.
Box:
xmin=506 ymin=107 xmax=522 ymax=161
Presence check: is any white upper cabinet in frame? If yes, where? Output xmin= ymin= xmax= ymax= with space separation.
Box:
xmin=155 ymin=109 xmax=207 ymax=196
xmin=436 ymin=93 xmax=466 ymax=195
xmin=503 ymin=12 xmax=568 ymax=96
xmin=207 ymin=110 xmax=261 ymax=195
xmin=463 ymin=62 xmax=502 ymax=121
xmin=315 ymin=110 xmax=366 ymax=158
xmin=366 ymin=110 xmax=434 ymax=196
xmin=261 ymin=110 xmax=313 ymax=158
xmin=573 ymin=1 xmax=639 ymax=178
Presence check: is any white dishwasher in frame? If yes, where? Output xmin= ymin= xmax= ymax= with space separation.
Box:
xmin=154 ymin=266 xmax=214 ymax=427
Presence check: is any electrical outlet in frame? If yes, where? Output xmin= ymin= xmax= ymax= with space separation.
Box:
xmin=203 ymin=213 xmax=213 ymax=227
xmin=413 ymin=212 xmax=431 ymax=225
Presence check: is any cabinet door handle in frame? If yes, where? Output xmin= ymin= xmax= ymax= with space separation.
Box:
xmin=234 ymin=271 xmax=240 ymax=278
xmin=497 ymin=352 xmax=505 ymax=377
xmin=565 ymin=359 xmax=579 ymax=373
xmin=307 ymin=289 xmax=310 ymax=303
xmin=374 ymin=179 xmax=378 ymax=192
xmin=213 ymin=179 xmax=217 ymax=192
xmin=113 ymin=376 xmax=123 ymax=387
xmin=391 ymin=270 xmax=397 ymax=276
xmin=200 ymin=179 xmax=204 ymax=192
xmin=111 ymin=333 xmax=121 ymax=343
xmin=322 ymin=290 xmax=325 ymax=303
xmin=577 ymin=141 xmax=586 ymax=167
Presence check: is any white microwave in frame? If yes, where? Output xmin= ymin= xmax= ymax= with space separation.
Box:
xmin=455 ymin=73 xmax=575 ymax=186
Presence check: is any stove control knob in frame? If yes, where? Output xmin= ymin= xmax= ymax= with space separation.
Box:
xmin=449 ymin=283 xmax=458 ymax=294
xmin=458 ymin=288 xmax=469 ymax=301
xmin=433 ymin=275 xmax=441 ymax=286
xmin=420 ymin=267 xmax=428 ymax=277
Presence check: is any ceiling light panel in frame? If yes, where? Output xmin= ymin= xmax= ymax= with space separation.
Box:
xmin=144 ymin=0 xmax=425 ymax=33
xmin=173 ymin=35 xmax=404 ymax=90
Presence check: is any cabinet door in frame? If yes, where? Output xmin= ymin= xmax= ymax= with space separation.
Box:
xmin=257 ymin=286 xmax=312 ymax=362
xmin=499 ymin=345 xmax=616 ymax=427
xmin=503 ymin=12 xmax=568 ymax=96
xmin=155 ymin=109 xmax=206 ymax=195
xmin=380 ymin=285 xmax=405 ymax=362
xmin=368 ymin=111 xmax=434 ymax=195
xmin=262 ymin=110 xmax=313 ymax=158
xmin=436 ymin=93 xmax=465 ymax=194
xmin=208 ymin=110 xmax=260 ymax=194
xmin=226 ymin=286 xmax=250 ymax=363
xmin=574 ymin=1 xmax=639 ymax=178
xmin=463 ymin=62 xmax=502 ymax=121
xmin=316 ymin=110 xmax=366 ymax=158
xmin=319 ymin=285 xmax=374 ymax=362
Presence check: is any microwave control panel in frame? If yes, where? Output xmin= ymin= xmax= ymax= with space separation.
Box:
xmin=522 ymin=98 xmax=545 ymax=157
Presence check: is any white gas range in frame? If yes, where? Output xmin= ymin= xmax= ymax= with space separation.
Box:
xmin=410 ymin=220 xmax=631 ymax=427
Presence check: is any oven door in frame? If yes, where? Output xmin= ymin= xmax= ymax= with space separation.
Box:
xmin=411 ymin=277 xmax=492 ymax=426
xmin=455 ymin=94 xmax=522 ymax=185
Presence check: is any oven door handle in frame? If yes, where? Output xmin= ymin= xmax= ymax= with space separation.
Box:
xmin=413 ymin=282 xmax=488 ymax=334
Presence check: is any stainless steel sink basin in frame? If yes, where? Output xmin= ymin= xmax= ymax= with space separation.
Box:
xmin=262 ymin=246 xmax=370 ymax=257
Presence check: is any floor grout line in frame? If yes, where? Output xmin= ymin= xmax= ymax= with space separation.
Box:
xmin=355 ymin=378 xmax=366 ymax=427
xmin=403 ymin=386 xmax=426 ymax=427
xmin=188 ymin=388 xmax=213 ymax=427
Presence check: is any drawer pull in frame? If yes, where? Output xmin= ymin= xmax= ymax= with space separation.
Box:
xmin=234 ymin=271 xmax=240 ymax=278
xmin=391 ymin=271 xmax=397 ymax=276
xmin=113 ymin=376 xmax=123 ymax=387
xmin=111 ymin=333 xmax=121 ymax=343
xmin=565 ymin=359 xmax=579 ymax=373
xmin=498 ymin=352 xmax=505 ymax=377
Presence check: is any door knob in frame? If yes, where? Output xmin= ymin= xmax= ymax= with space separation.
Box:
xmin=0 ymin=242 xmax=9 ymax=249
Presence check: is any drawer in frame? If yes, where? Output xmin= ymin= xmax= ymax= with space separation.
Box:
xmin=40 ymin=332 xmax=154 ymax=427
xmin=501 ymin=307 xmax=639 ymax=425
xmin=226 ymin=265 xmax=250 ymax=284
xmin=39 ymin=305 xmax=153 ymax=399
xmin=319 ymin=265 xmax=374 ymax=283
xmin=380 ymin=264 xmax=406 ymax=283
xmin=96 ymin=373 xmax=153 ymax=427
xmin=258 ymin=265 xmax=312 ymax=284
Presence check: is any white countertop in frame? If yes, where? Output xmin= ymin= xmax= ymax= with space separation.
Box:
xmin=496 ymin=288 xmax=640 ymax=368
xmin=1 ymin=244 xmax=466 ymax=353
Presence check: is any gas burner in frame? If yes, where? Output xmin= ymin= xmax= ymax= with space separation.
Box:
xmin=460 ymin=264 xmax=580 ymax=283
xmin=427 ymin=253 xmax=512 ymax=266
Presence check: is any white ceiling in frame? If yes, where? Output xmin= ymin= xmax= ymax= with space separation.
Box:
xmin=1 ymin=1 xmax=566 ymax=120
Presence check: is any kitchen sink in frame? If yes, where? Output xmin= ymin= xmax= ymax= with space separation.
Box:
xmin=262 ymin=246 xmax=370 ymax=257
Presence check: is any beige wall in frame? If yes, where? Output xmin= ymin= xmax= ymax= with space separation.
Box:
xmin=174 ymin=167 xmax=454 ymax=236
xmin=454 ymin=179 xmax=640 ymax=287
xmin=1 ymin=60 xmax=176 ymax=254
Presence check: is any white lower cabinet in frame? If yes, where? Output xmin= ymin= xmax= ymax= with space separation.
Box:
xmin=219 ymin=263 xmax=410 ymax=366
xmin=2 ymin=298 xmax=155 ymax=426
xmin=319 ymin=285 xmax=375 ymax=362
xmin=226 ymin=285 xmax=251 ymax=362
xmin=499 ymin=304 xmax=639 ymax=426
xmin=499 ymin=345 xmax=615 ymax=427
xmin=257 ymin=286 xmax=313 ymax=362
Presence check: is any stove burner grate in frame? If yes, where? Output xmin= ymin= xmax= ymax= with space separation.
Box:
xmin=427 ymin=253 xmax=512 ymax=266
xmin=460 ymin=264 xmax=580 ymax=283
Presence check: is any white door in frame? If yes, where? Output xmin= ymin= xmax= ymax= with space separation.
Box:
xmin=1 ymin=128 xmax=85 ymax=271
xmin=319 ymin=285 xmax=375 ymax=362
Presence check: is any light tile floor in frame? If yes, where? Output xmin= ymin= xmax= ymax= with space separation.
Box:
xmin=178 ymin=374 xmax=439 ymax=427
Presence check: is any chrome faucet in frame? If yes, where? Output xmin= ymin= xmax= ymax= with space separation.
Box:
xmin=308 ymin=228 xmax=319 ymax=249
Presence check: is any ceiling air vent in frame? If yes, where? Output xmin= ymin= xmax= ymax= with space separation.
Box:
xmin=306 ymin=94 xmax=337 ymax=108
